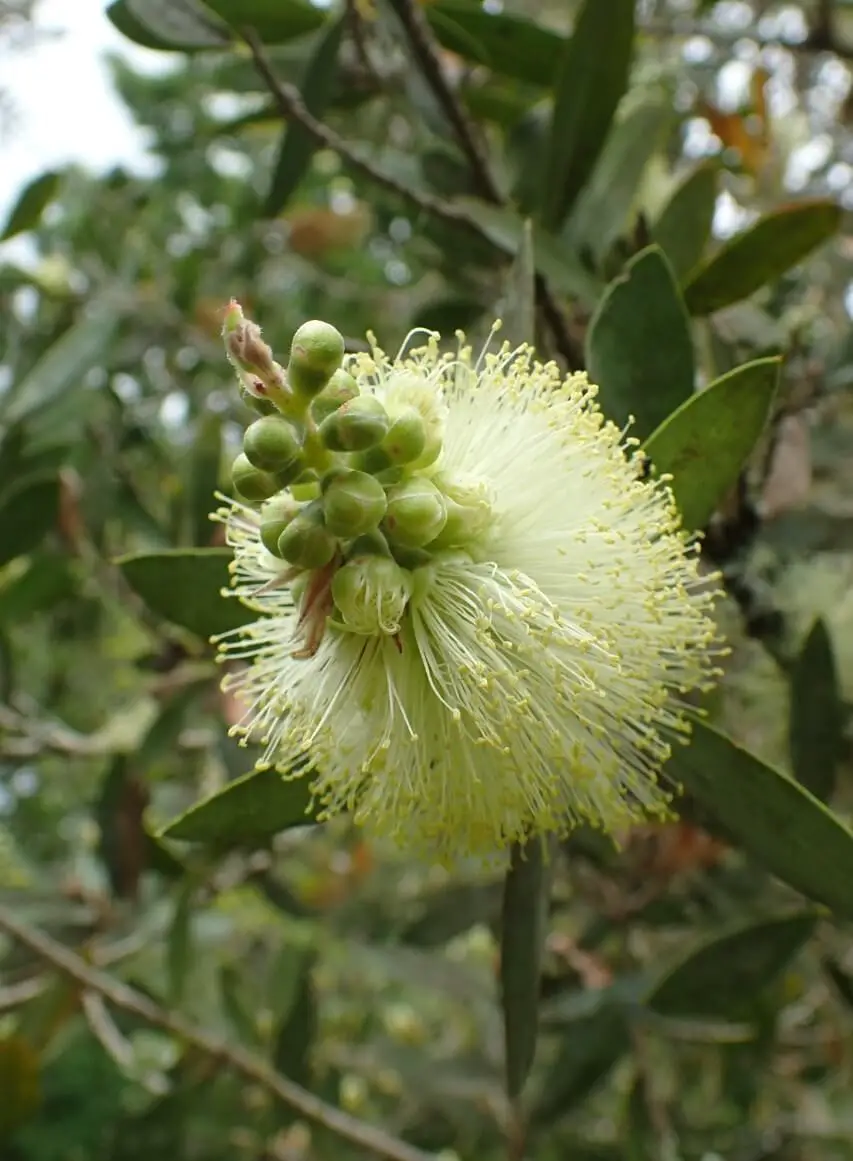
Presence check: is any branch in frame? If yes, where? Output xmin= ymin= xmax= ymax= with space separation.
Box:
xmin=241 ymin=25 xmax=583 ymax=369
xmin=386 ymin=0 xmax=499 ymax=204
xmin=242 ymin=27 xmax=485 ymax=238
xmin=0 ymin=905 xmax=436 ymax=1161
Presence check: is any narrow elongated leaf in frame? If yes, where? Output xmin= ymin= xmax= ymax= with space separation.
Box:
xmin=0 ymin=473 xmax=60 ymax=570
xmin=670 ymin=721 xmax=853 ymax=919
xmin=167 ymin=880 xmax=195 ymax=1006
xmin=623 ymin=1077 xmax=657 ymax=1161
xmin=160 ymin=766 xmax=318 ymax=846
xmin=220 ymin=964 xmax=264 ymax=1047
xmin=427 ymin=1 xmax=563 ymax=87
xmin=789 ymin=619 xmax=843 ymax=802
xmin=648 ymin=912 xmax=817 ymax=1018
xmin=107 ymin=0 xmax=229 ymax=51
xmin=534 ymin=978 xmax=645 ymax=1123
xmin=2 ymin=297 xmax=121 ymax=425
xmin=586 ymin=246 xmax=694 ymax=438
xmin=201 ymin=0 xmax=325 ymax=42
xmin=683 ymin=199 xmax=841 ymax=316
xmin=136 ymin=682 xmax=208 ymax=773
xmin=541 ymin=0 xmax=635 ymax=231
xmin=456 ymin=199 xmax=600 ymax=306
xmin=0 ymin=553 xmax=77 ymax=622
xmin=264 ymin=17 xmax=345 ymax=216
xmin=271 ymin=946 xmax=317 ymax=1090
xmin=501 ymin=839 xmax=552 ymax=1100
xmin=497 ymin=219 xmax=536 ymax=349
xmin=118 ymin=548 xmax=254 ymax=639
xmin=566 ymin=94 xmax=673 ymax=263
xmin=651 ymin=162 xmax=718 ymax=282
xmin=643 ymin=357 xmax=779 ymax=531
xmin=1 ymin=171 xmax=63 ymax=241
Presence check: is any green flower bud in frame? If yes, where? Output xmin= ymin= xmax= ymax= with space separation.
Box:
xmin=288 ymin=320 xmax=346 ymax=399
xmin=310 ymin=369 xmax=359 ymax=424
xmin=277 ymin=501 xmax=337 ymax=570
xmin=323 ymin=470 xmax=387 ymax=538
xmin=243 ymin=415 xmax=302 ymax=474
xmin=231 ymin=452 xmax=279 ymax=503
xmin=319 ymin=396 xmax=390 ymax=453
xmin=332 ymin=554 xmax=412 ymax=636
xmin=259 ymin=494 xmax=301 ymax=557
xmin=384 ymin=477 xmax=447 ymax=549
xmin=428 ymin=472 xmax=494 ymax=548
xmin=382 ymin=406 xmax=427 ymax=466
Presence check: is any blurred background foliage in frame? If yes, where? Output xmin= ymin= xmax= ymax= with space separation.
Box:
xmin=3 ymin=1 xmax=853 ymax=1159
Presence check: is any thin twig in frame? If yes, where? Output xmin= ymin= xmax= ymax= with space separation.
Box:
xmin=242 ymin=26 xmax=485 ymax=237
xmin=386 ymin=0 xmax=499 ymax=203
xmin=241 ymin=24 xmax=583 ymax=368
xmin=0 ymin=905 xmax=436 ymax=1161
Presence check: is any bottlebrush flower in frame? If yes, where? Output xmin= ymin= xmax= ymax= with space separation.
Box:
xmin=214 ymin=307 xmax=722 ymax=865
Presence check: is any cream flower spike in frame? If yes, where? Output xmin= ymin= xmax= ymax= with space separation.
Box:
xmin=214 ymin=309 xmax=723 ymax=867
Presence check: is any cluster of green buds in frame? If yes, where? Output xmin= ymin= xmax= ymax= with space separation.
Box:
xmin=223 ymin=302 xmax=493 ymax=647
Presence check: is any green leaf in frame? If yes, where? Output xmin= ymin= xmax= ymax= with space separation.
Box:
xmin=167 ymin=880 xmax=195 ymax=1006
xmin=566 ymin=94 xmax=673 ymax=264
xmin=651 ymin=162 xmax=718 ymax=283
xmin=497 ymin=219 xmax=536 ymax=349
xmin=118 ymin=548 xmax=254 ymax=639
xmin=456 ymin=199 xmax=600 ymax=306
xmin=427 ymin=1 xmax=564 ymax=87
xmin=643 ymin=357 xmax=779 ymax=531
xmin=270 ymin=945 xmax=317 ymax=1090
xmin=789 ymin=619 xmax=844 ymax=802
xmin=185 ymin=412 xmax=222 ymax=546
xmin=264 ymin=17 xmax=345 ymax=216
xmin=1 ymin=171 xmax=63 ymax=241
xmin=648 ymin=912 xmax=817 ymax=1018
xmin=540 ymin=0 xmax=635 ymax=231
xmin=95 ymin=756 xmax=151 ymax=899
xmin=586 ymin=247 xmax=694 ymax=438
xmin=622 ymin=1075 xmax=657 ymax=1161
xmin=2 ymin=296 xmax=122 ymax=426
xmin=220 ymin=964 xmax=264 ymax=1047
xmin=683 ymin=199 xmax=841 ymax=316
xmin=160 ymin=766 xmax=318 ymax=847
xmin=135 ymin=682 xmax=209 ymax=774
xmin=670 ymin=720 xmax=853 ymax=920
xmin=0 ymin=553 xmax=78 ymax=622
xmin=533 ymin=979 xmax=643 ymax=1123
xmin=0 ymin=473 xmax=60 ymax=569
xmin=106 ymin=0 xmax=229 ymax=51
xmin=201 ymin=0 xmax=325 ymax=42
xmin=500 ymin=839 xmax=553 ymax=1100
